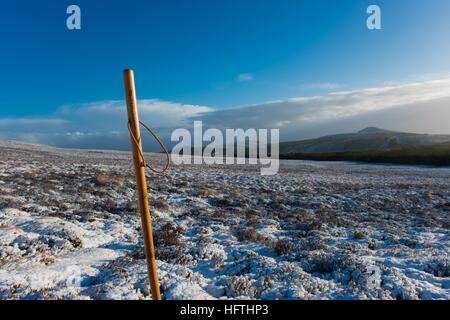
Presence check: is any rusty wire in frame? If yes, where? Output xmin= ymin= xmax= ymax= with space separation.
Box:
xmin=127 ymin=120 xmax=170 ymax=174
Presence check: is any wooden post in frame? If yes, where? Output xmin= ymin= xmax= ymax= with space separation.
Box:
xmin=123 ymin=69 xmax=161 ymax=300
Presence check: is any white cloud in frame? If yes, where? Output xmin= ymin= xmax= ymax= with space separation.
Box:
xmin=193 ymin=78 xmax=450 ymax=140
xmin=58 ymin=99 xmax=211 ymax=130
xmin=1 ymin=79 xmax=450 ymax=149
xmin=0 ymin=100 xmax=212 ymax=150
xmin=202 ymin=79 xmax=449 ymax=124
xmin=236 ymin=73 xmax=253 ymax=82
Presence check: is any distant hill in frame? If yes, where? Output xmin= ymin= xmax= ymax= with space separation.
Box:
xmin=279 ymin=127 xmax=450 ymax=154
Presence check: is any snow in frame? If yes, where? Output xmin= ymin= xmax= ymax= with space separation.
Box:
xmin=0 ymin=140 xmax=449 ymax=300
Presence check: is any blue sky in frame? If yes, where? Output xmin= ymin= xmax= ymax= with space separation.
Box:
xmin=1 ymin=0 xmax=450 ymax=149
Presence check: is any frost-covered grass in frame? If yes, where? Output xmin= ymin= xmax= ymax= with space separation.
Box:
xmin=0 ymin=140 xmax=449 ymax=300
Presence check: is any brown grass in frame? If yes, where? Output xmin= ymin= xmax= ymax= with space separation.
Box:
xmin=94 ymin=174 xmax=125 ymax=186
xmin=155 ymin=222 xmax=184 ymax=246
xmin=196 ymin=188 xmax=217 ymax=198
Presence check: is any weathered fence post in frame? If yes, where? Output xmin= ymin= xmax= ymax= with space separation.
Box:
xmin=123 ymin=69 xmax=161 ymax=300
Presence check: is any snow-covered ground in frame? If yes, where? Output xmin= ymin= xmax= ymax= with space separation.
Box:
xmin=0 ymin=140 xmax=449 ymax=300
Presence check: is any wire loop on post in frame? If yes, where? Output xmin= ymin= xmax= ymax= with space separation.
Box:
xmin=127 ymin=120 xmax=171 ymax=174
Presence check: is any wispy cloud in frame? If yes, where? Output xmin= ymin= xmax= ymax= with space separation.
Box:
xmin=0 ymin=118 xmax=67 ymax=127
xmin=236 ymin=73 xmax=253 ymax=82
xmin=1 ymin=79 xmax=450 ymax=149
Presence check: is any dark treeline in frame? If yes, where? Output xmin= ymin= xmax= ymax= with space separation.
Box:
xmin=279 ymin=142 xmax=450 ymax=166
xmin=174 ymin=142 xmax=450 ymax=166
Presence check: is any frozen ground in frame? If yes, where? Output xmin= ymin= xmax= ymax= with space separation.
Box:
xmin=0 ymin=140 xmax=449 ymax=300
